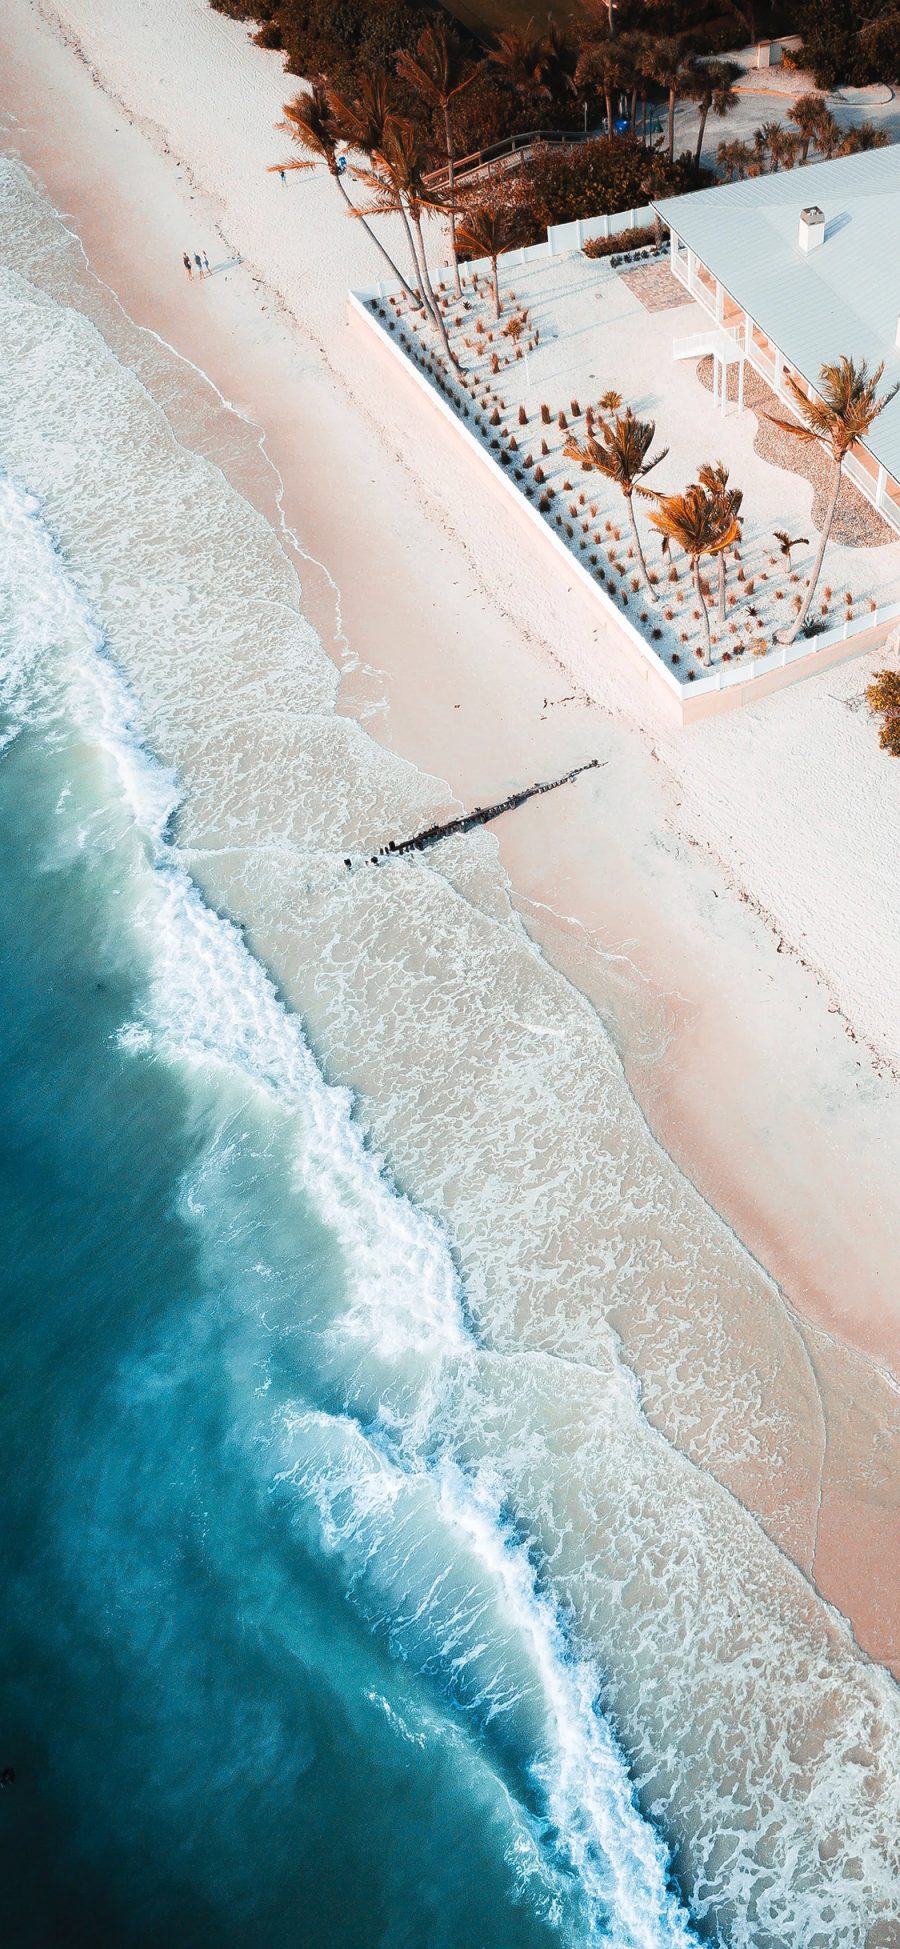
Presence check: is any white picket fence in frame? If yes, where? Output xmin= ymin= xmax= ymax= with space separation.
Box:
xmin=445 ymin=203 xmax=656 ymax=278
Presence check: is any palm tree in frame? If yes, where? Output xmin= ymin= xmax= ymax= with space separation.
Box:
xmin=271 ymin=86 xmax=417 ymax=302
xmin=327 ymin=76 xmax=428 ymax=306
xmin=767 ymin=356 xmax=899 ymax=644
xmin=773 ymin=528 xmax=809 ymax=566
xmin=647 ymin=39 xmax=696 ymax=163
xmin=649 ymin=482 xmax=741 ymax=662
xmin=767 ymin=125 xmax=799 ymax=172
xmin=751 ymin=120 xmax=781 ymax=173
xmin=788 ymin=93 xmax=826 ymax=164
xmin=352 ymin=118 xmax=461 ymax=370
xmin=395 ymin=24 xmax=484 ymax=297
xmin=696 ymin=462 xmax=742 ymax=625
xmin=812 ymin=107 xmax=843 ymax=160
xmin=564 ymin=407 xmax=668 ymax=595
xmin=576 ymin=36 xmax=627 ymax=137
xmin=716 ymin=136 xmax=752 ymax=181
xmin=454 ymin=202 xmax=532 ymax=318
xmin=840 ymin=121 xmax=890 ymax=155
xmin=690 ymin=59 xmax=740 ymax=172
xmin=488 ymin=23 xmax=554 ymax=113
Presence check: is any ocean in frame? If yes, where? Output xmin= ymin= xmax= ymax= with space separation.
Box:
xmin=0 ymin=156 xmax=897 ymax=1947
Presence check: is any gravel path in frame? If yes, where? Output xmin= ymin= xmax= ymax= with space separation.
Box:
xmin=620 ymin=263 xmax=692 ymax=312
xmin=697 ymin=356 xmax=896 ymax=547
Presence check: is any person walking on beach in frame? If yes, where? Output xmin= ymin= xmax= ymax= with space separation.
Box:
xmin=194 ymin=252 xmax=204 ymax=279
xmin=202 ymin=251 xmax=210 ymax=276
xmin=279 ymin=168 xmax=286 ymax=185
xmin=183 ymin=251 xmax=193 ymax=280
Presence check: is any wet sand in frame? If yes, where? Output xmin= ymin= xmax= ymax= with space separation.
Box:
xmin=2 ymin=0 xmax=898 ymax=1674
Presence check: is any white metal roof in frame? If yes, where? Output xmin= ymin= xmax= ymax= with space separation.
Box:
xmin=654 ymin=147 xmax=900 ymax=480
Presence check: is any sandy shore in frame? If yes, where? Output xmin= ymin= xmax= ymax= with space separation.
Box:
xmin=3 ymin=0 xmax=898 ymax=1669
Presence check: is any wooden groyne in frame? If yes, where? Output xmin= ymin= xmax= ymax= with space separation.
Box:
xmin=343 ymin=758 xmax=602 ymax=869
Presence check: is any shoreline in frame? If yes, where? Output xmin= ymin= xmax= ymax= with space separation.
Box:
xmin=3 ymin=0 xmax=898 ymax=1670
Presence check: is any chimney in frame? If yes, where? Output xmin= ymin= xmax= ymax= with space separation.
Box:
xmin=798 ymin=206 xmax=825 ymax=253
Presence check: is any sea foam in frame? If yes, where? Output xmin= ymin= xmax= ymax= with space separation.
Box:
xmin=0 ymin=468 xmax=696 ymax=1948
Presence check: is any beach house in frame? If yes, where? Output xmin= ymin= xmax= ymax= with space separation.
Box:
xmin=653 ymin=147 xmax=900 ymax=532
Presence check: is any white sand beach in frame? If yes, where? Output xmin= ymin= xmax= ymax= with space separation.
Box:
xmin=5 ymin=4 xmax=900 ymax=1934
xmin=3 ymin=0 xmax=898 ymax=1677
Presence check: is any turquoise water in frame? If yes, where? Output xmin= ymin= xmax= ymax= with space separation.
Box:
xmin=0 ymin=480 xmax=695 ymax=1947
xmin=1 ymin=152 xmax=898 ymax=1949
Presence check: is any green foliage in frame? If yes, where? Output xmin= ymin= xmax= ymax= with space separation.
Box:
xmin=794 ymin=0 xmax=900 ymax=87
xmin=583 ymin=223 xmax=662 ymax=258
xmin=520 ymin=139 xmax=703 ymax=235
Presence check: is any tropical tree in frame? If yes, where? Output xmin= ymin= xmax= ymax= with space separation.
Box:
xmin=647 ymin=39 xmax=696 ymax=163
xmin=750 ymin=120 xmax=781 ymax=173
xmin=649 ymin=482 xmax=741 ymax=662
xmin=488 ymin=23 xmax=554 ymax=113
xmin=866 ymin=668 xmax=900 ymax=755
xmin=773 ymin=528 xmax=809 ymax=565
xmin=767 ymin=125 xmax=800 ymax=172
xmin=564 ymin=407 xmax=668 ymax=595
xmin=395 ymin=23 xmax=484 ymax=297
xmin=767 ymin=356 xmax=899 ymax=644
xmin=271 ymin=86 xmax=417 ymax=301
xmin=690 ymin=59 xmax=740 ymax=172
xmin=576 ymin=36 xmax=628 ymax=138
xmin=454 ymin=202 xmax=532 ymax=317
xmin=352 ymin=116 xmax=462 ymax=370
xmin=840 ymin=121 xmax=890 ymax=155
xmin=696 ymin=462 xmax=743 ymax=624
xmin=327 ymin=75 xmax=428 ymax=305
xmin=788 ymin=92 xmax=826 ymax=164
xmin=717 ymin=136 xmax=752 ymax=181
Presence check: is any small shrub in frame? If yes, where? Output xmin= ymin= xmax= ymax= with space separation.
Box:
xmin=490 ymin=408 xmax=501 ymax=427
xmin=534 ymin=466 xmax=545 ymax=483
xmin=652 ymin=627 xmax=663 ymax=640
xmin=540 ymin=438 xmax=549 ymax=457
xmin=540 ymin=403 xmax=551 ymax=424
xmin=558 ymin=411 xmax=568 ymax=429
xmin=518 ymin=404 xmax=528 ymax=426
xmin=571 ymin=399 xmax=580 ymax=416
xmin=867 ymin=669 xmax=900 ymax=755
xmin=671 ymin=653 xmax=680 ymax=665
xmin=539 ymin=493 xmax=552 ymax=512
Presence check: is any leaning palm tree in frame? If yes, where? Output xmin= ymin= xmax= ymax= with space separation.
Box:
xmin=565 ymin=408 xmax=668 ymax=595
xmin=353 ymin=118 xmax=461 ymax=370
xmin=326 ymin=76 xmax=429 ymax=309
xmin=649 ymin=482 xmax=740 ymax=662
xmin=767 ymin=356 xmax=899 ymax=644
xmin=454 ymin=202 xmax=532 ymax=318
xmin=270 ymin=86 xmax=417 ymax=301
xmin=696 ymin=461 xmax=742 ymax=625
xmin=395 ymin=24 xmax=484 ymax=297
